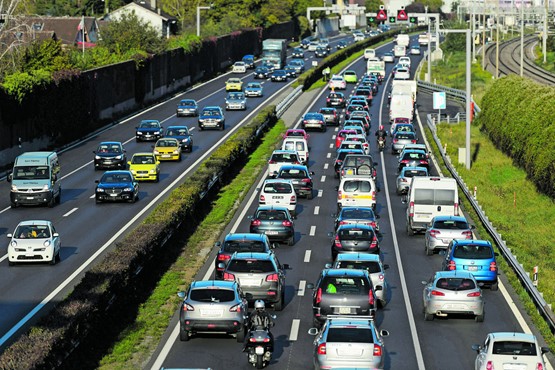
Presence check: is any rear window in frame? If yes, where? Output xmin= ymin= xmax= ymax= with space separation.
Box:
xmin=340 ymin=143 xmax=362 ymax=150
xmin=336 ymin=261 xmax=381 ymax=273
xmin=263 ymin=182 xmax=292 ymax=194
xmin=256 ymin=210 xmax=288 ymax=220
xmin=453 ymin=244 xmax=493 ymax=259
xmin=343 ymin=180 xmax=372 ymax=193
xmin=341 ymin=208 xmax=374 ymax=220
xmin=190 ymin=288 xmax=235 ymax=303
xmin=435 ymin=278 xmax=476 ymax=291
xmin=284 ymin=141 xmax=306 ymax=152
xmin=396 ymin=133 xmax=415 ymax=139
xmin=223 ymin=240 xmax=267 ymax=253
xmin=338 ymin=131 xmax=355 ymax=139
xmin=403 ymin=169 xmax=428 ymax=177
xmin=343 ymin=156 xmax=373 ymax=167
xmin=279 ymin=168 xmax=307 ymax=178
xmin=433 ymin=220 xmax=469 ymax=229
xmin=270 ymin=153 xmax=299 ymax=162
xmin=402 ymin=152 xmax=426 ymax=160
xmin=492 ymin=341 xmax=537 ymax=356
xmin=322 ymin=277 xmax=370 ymax=294
xmin=327 ymin=328 xmax=374 ymax=343
xmin=414 ymin=189 xmax=455 ymax=206
xmin=228 ymin=259 xmax=276 ymax=273
xmin=338 ymin=228 xmax=374 ymax=240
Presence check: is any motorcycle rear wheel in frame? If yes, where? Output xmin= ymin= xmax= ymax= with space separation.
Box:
xmin=256 ymin=354 xmax=264 ymax=369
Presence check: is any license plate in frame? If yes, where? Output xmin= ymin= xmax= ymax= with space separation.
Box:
xmin=339 ymin=307 xmax=351 ymax=314
xmin=468 ymin=266 xmax=478 ymax=271
xmin=27 ymin=197 xmax=34 ymax=200
xmin=272 ymin=196 xmax=283 ymax=199
xmin=255 ymin=346 xmax=264 ymax=355
xmin=162 ymin=154 xmax=171 ymax=157
xmin=265 ymin=231 xmax=279 ymax=235
xmin=110 ymin=193 xmax=118 ymax=197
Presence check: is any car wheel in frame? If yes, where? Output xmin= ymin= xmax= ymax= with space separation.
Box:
xmin=155 ymin=174 xmax=160 ymax=183
xmin=490 ymin=281 xmax=499 ymax=291
xmin=220 ymin=124 xmax=225 ymax=131
xmin=424 ymin=312 xmax=434 ymax=321
xmin=306 ymin=190 xmax=313 ymax=200
xmin=179 ymin=326 xmax=190 ymax=342
xmin=136 ymin=138 xmax=140 ymax=143
xmin=55 ymin=189 xmax=61 ymax=204
xmin=274 ymin=291 xmax=284 ymax=311
xmin=407 ymin=224 xmax=414 ymax=236
xmin=287 ymin=235 xmax=294 ymax=246
xmin=475 ymin=313 xmax=485 ymax=322
xmin=95 ymin=197 xmax=101 ymax=204
xmin=236 ymin=327 xmax=246 ymax=342
xmin=49 ymin=254 xmax=57 ymax=265
xmin=313 ymin=317 xmax=322 ymax=328
xmin=321 ymin=125 xmax=326 ymax=133
xmin=10 ymin=202 xmax=17 ymax=209
xmin=425 ymin=245 xmax=433 ymax=256
xmin=8 ymin=260 xmax=15 ymax=266
xmin=178 ymin=154 xmax=182 ymax=162
xmin=187 ymin=147 xmax=193 ymax=153
xmin=48 ymin=196 xmax=55 ymax=208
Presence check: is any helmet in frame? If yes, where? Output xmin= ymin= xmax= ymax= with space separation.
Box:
xmin=379 ymin=125 xmax=384 ymax=130
xmin=254 ymin=300 xmax=265 ymax=311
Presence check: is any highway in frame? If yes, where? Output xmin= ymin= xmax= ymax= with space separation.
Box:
xmin=150 ymin=36 xmax=552 ymax=370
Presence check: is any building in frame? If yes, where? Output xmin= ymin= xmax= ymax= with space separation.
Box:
xmin=105 ymin=0 xmax=178 ymax=38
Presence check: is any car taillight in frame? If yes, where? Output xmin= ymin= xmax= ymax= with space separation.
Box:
xmin=490 ymin=261 xmax=497 ymax=272
xmin=302 ymin=178 xmax=311 ymax=183
xmin=223 ymin=272 xmax=235 ymax=281
xmin=462 ymin=230 xmax=473 ymax=239
xmin=317 ymin=343 xmax=326 ymax=355
xmin=368 ymin=290 xmax=375 ymax=305
xmin=429 ymin=229 xmax=440 ymax=238
xmin=229 ymin=304 xmax=242 ymax=312
xmin=400 ymin=160 xmax=409 ymax=164
xmin=486 ymin=361 xmax=494 ymax=370
xmin=217 ymin=254 xmax=231 ymax=261
xmin=371 ymin=235 xmax=378 ymax=249
xmin=266 ymin=273 xmax=279 ymax=282
xmin=411 ymin=139 xmax=417 ymax=143
xmin=372 ymin=190 xmax=376 ymax=200
xmin=251 ymin=219 xmax=261 ymax=226
xmin=537 ymin=363 xmax=544 ymax=370
xmin=182 ymin=303 xmax=194 ymax=311
xmin=282 ymin=220 xmax=293 ymax=227
xmin=259 ymin=194 xmax=265 ymax=203
xmin=316 ymin=288 xmax=322 ymax=304
xmin=290 ymin=195 xmax=297 ymax=203
xmin=420 ymin=160 xmax=428 ymax=165
xmin=378 ymin=274 xmax=384 ymax=281
xmin=334 ymin=235 xmax=342 ymax=248
xmin=409 ymin=201 xmax=414 ymax=217
xmin=431 ymin=290 xmax=445 ymax=296
xmin=268 ymin=160 xmax=276 ymax=164
xmin=393 ymin=138 xmax=398 ymax=143
xmin=467 ymin=291 xmax=481 ymax=297
xmin=447 ymin=261 xmax=456 ymax=271
xmin=373 ymin=344 xmax=382 ymax=357
xmin=337 ymin=190 xmax=342 ymax=200
xmin=454 ymin=202 xmax=460 ymax=216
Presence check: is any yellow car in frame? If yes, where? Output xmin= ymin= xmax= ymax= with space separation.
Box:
xmin=225 ymin=78 xmax=243 ymax=91
xmin=153 ymin=138 xmax=182 ymax=161
xmin=128 ymin=152 xmax=160 ymax=182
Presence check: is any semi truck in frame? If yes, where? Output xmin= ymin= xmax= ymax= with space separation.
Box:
xmin=262 ymin=39 xmax=287 ymax=70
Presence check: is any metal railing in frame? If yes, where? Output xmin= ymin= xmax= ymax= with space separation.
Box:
xmin=276 ymin=86 xmax=303 ymax=118
xmin=417 ymin=80 xmax=481 ymax=115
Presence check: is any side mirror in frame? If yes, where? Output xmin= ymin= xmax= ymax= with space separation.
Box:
xmin=214 ymin=241 xmax=221 ymax=247
xmin=401 ymin=195 xmax=408 ymax=204
xmin=421 ymin=281 xmax=428 ymax=285
xmin=306 ymin=283 xmax=315 ymax=289
xmin=156 ymin=161 xmax=161 ymax=165
xmin=6 ymin=234 xmax=13 ymax=238
xmin=334 ymin=186 xmax=339 ymax=191
xmin=95 ymin=180 xmax=100 ymax=184
xmin=308 ymin=328 xmax=319 ymax=336
xmin=471 ymin=344 xmax=481 ymax=353
xmin=177 ymin=291 xmax=185 ymax=299
xmin=7 ymin=173 xmax=12 ymax=182
xmin=53 ymin=233 xmax=59 ymax=237
xmin=310 ymin=171 xmax=315 ymax=176
xmin=282 ymin=263 xmax=290 ymax=270
xmin=541 ymin=347 xmax=550 ymax=354
xmin=271 ymin=243 xmax=278 ymax=249
xmin=376 ymin=214 xmax=380 ymax=219
xmin=271 ymin=314 xmax=277 ymax=320
xmin=380 ymin=330 xmax=389 ymax=337
xmin=494 ymin=252 xmax=499 ymax=256
xmin=217 ymin=262 xmax=225 ymax=269
xmin=324 ymin=263 xmax=332 ymax=269
xmin=93 ymin=151 xmax=97 ymax=154
xmin=127 ymin=161 xmax=131 ymax=166
xmin=383 ymin=264 xmax=389 ymax=270
xmin=374 ymin=162 xmax=378 ymax=166
xmin=327 ymin=232 xmax=334 ymax=238
xmin=470 ymin=225 xmax=476 ymax=230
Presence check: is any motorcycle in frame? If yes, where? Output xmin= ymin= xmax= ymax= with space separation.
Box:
xmin=378 ymin=137 xmax=386 ymax=152
xmin=245 ymin=318 xmax=275 ymax=369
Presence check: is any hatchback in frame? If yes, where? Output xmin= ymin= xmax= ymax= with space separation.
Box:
xmin=267 ymin=150 xmax=301 ymax=178
xmin=391 ymin=132 xmax=417 ymax=153
xmin=442 ymin=239 xmax=499 ymax=290
xmin=165 ymin=126 xmax=193 ymax=152
xmin=254 ymin=66 xmax=270 ymax=79
xmin=128 ymin=153 xmax=160 ymax=182
xmin=397 ymin=150 xmax=429 ymax=172
xmin=198 ymin=106 xmax=225 ymax=131
xmin=328 ymin=76 xmax=347 ymax=90
xmin=382 ymin=52 xmax=395 ymax=62
xmin=275 ymin=164 xmax=314 ymax=199
xmin=259 ymin=179 xmax=297 ymax=216
xmin=396 ymin=166 xmax=428 ymax=195
xmin=7 ymin=220 xmax=61 ymax=266
xmin=221 ymin=252 xmax=289 ymax=310
xmin=177 ymin=280 xmax=248 ymax=342
xmin=301 ymin=112 xmax=327 ymax=132
xmin=135 ymin=119 xmax=163 ymax=142
xmin=308 ymin=316 xmax=389 ymax=370
xmin=329 ymin=224 xmax=379 ymax=260
xmin=333 ymin=149 xmax=364 ymax=178
xmin=394 ymin=67 xmax=411 ymax=80
xmin=336 ymin=176 xmax=378 ymax=211
xmin=176 ymin=99 xmax=199 ymax=117
xmin=153 ymin=138 xmax=182 ymax=161
xmin=214 ymin=233 xmax=274 ymax=279
xmin=318 ymin=107 xmax=340 ymax=126
xmin=291 ymin=47 xmax=304 ymax=58
xmin=326 ymin=92 xmax=346 ymax=107
xmin=343 ymin=70 xmax=358 ymax=83
xmin=333 ymin=206 xmax=379 ymax=233
xmin=315 ymin=47 xmax=328 ymax=58
xmin=344 ymin=135 xmax=370 ymax=155
xmin=249 ymin=205 xmax=295 ymax=245
xmin=335 ymin=129 xmax=358 ymax=149
xmin=422 ymin=271 xmax=484 ymax=322
xmin=425 ymin=215 xmax=474 ymax=255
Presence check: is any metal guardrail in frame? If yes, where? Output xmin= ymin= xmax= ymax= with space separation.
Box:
xmin=417 ymin=80 xmax=481 ymax=115
xmin=276 ymin=86 xmax=303 ymax=118
xmin=425 ymin=113 xmax=555 ymax=335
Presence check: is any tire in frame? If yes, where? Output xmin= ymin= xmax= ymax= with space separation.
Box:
xmin=274 ymin=291 xmax=284 ymax=311
xmin=8 ymin=260 xmax=15 ymax=266
xmin=136 ymin=138 xmax=140 ymax=143
xmin=10 ymin=202 xmax=17 ymax=209
xmin=321 ymin=125 xmax=326 ymax=133
xmin=179 ymin=326 xmax=190 ymax=342
xmin=256 ymin=354 xmax=264 ymax=369
xmin=178 ymin=154 xmax=182 ymax=162
xmin=306 ymin=190 xmax=313 ymax=200
xmin=407 ymin=224 xmax=414 ymax=236
xmin=95 ymin=197 xmax=101 ymax=204
xmin=236 ymin=327 xmax=246 ymax=342
xmin=426 ymin=245 xmax=433 ymax=256
xmin=475 ymin=313 xmax=485 ymax=322
xmin=220 ymin=124 xmax=225 ymax=131
xmin=55 ymin=189 xmax=61 ymax=204
xmin=155 ymin=174 xmax=160 ymax=183
xmin=47 ymin=196 xmax=55 ymax=208
xmin=424 ymin=312 xmax=434 ymax=321
xmin=490 ymin=281 xmax=499 ymax=291
xmin=287 ymin=235 xmax=294 ymax=246
xmin=49 ymin=255 xmax=57 ymax=265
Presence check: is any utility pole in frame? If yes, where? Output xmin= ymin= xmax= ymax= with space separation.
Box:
xmin=496 ymin=1 xmax=499 ymax=78
xmin=520 ymin=1 xmax=524 ymax=76
xmin=543 ymin=0 xmax=548 ymax=63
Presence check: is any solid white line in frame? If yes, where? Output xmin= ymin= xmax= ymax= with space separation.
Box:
xmin=323 ymin=163 xmax=329 ymax=170
xmin=309 ymin=226 xmax=316 ymax=236
xmin=304 ymin=250 xmax=311 ymax=263
xmin=318 ymin=189 xmax=323 ymax=198
xmin=289 ymin=319 xmax=300 ymax=341
xmin=314 ymin=206 xmax=320 ymax=215
xmin=320 ymin=175 xmax=326 ymax=183
xmin=298 ymin=280 xmax=306 ymax=296
xmin=63 ymin=208 xmax=78 ymax=217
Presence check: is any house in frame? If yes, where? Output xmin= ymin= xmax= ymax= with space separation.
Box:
xmin=105 ymin=0 xmax=178 ymax=38
xmin=20 ymin=16 xmax=100 ymax=47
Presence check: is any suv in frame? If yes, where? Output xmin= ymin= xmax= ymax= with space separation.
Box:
xmin=249 ymin=205 xmax=295 ymax=246
xmin=267 ymin=150 xmax=301 ymax=178
xmin=259 ymin=179 xmax=297 ymax=216
xmin=221 ymin=252 xmax=289 ymax=310
xmin=339 ymin=154 xmax=377 ymax=181
xmin=198 ymin=106 xmax=225 ymax=131
xmin=214 ymin=233 xmax=274 ymax=279
xmin=276 ymin=164 xmax=314 ymax=199
xmin=442 ymin=239 xmax=499 ymax=290
xmin=308 ymin=316 xmax=389 ymax=370
xmin=307 ymin=269 xmax=379 ymax=326
xmin=177 ymin=280 xmax=248 ymax=342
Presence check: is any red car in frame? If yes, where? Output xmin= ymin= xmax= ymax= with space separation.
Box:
xmin=283 ymin=129 xmax=309 ymax=141
xmin=335 ymin=129 xmax=357 ymax=149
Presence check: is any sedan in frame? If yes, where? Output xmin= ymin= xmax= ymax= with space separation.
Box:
xmin=422 ymin=271 xmax=484 ymax=322
xmin=397 ymin=150 xmax=429 ymax=172
xmin=128 ymin=153 xmax=160 ymax=182
xmin=249 ymin=205 xmax=295 ymax=245
xmin=336 ymin=40 xmax=348 ymax=49
xmin=153 ymin=138 xmax=182 ymax=161
xmin=198 ymin=106 xmax=225 ymax=131
xmin=176 ymin=99 xmax=199 ymax=117
xmin=254 ymin=66 xmax=270 ymax=79
xmin=329 ymin=75 xmax=346 ymax=90
xmin=396 ymin=166 xmax=428 ymax=195
xmin=135 ymin=119 xmax=163 ymax=142
xmin=232 ymin=61 xmax=247 ymax=73
xmin=301 ymin=112 xmax=326 ymax=132
xmin=225 ymin=77 xmax=243 ymax=91
xmin=7 ymin=220 xmax=61 ymax=266
xmin=165 ymin=125 xmax=193 ymax=152
xmin=314 ymin=47 xmax=328 ymax=58
xmin=330 ymin=223 xmax=379 ymax=260
xmin=276 ymin=164 xmax=314 ymax=199
xmin=394 ymin=67 xmax=411 ymax=80
xmin=95 ymin=170 xmax=139 ymax=204
xmin=382 ymin=52 xmax=395 ymax=62
xmin=318 ymin=107 xmax=340 ymax=126
xmin=425 ymin=215 xmax=474 ymax=255
xmin=93 ymin=141 xmax=127 ymax=170
xmin=284 ymin=66 xmax=297 ymax=78
xmin=225 ymin=92 xmax=247 ymax=110
xmin=343 ymin=70 xmax=358 ymax=83
xmin=271 ymin=69 xmax=288 ymax=82
xmin=410 ymin=44 xmax=421 ymax=55
xmin=326 ymin=92 xmax=346 ymax=107
xmin=244 ymin=82 xmax=263 ymax=97
xmin=291 ymin=47 xmax=304 ymax=58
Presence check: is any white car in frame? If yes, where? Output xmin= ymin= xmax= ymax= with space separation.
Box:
xmin=394 ymin=67 xmax=411 ymax=80
xmin=232 ymin=61 xmax=247 ymax=73
xmin=472 ymin=332 xmax=550 ymax=370
xmin=267 ymin=149 xmax=301 ymax=177
xmin=344 ymin=134 xmax=370 ymax=155
xmin=308 ymin=41 xmax=319 ymax=51
xmin=382 ymin=52 xmax=395 ymax=63
xmin=328 ymin=75 xmax=346 ymax=90
xmin=398 ymin=56 xmax=411 ymax=69
xmin=259 ymin=179 xmax=297 ymax=216
xmin=353 ymin=31 xmax=365 ymax=42
xmin=7 ymin=220 xmax=61 ymax=265
xmin=364 ymin=48 xmax=376 ymax=60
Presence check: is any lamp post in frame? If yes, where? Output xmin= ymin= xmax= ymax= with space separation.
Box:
xmin=426 ymin=6 xmax=431 ymax=82
xmin=520 ymin=0 xmax=524 ymax=76
xmin=197 ymin=5 xmax=211 ymax=37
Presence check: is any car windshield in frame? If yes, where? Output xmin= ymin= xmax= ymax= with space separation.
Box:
xmin=343 ymin=180 xmax=371 ymax=193
xmin=341 ymin=208 xmax=374 ymax=220
xmin=271 ymin=153 xmax=298 ymax=162
xmin=179 ymin=100 xmax=195 ymax=106
xmin=327 ymin=328 xmax=374 ymax=343
xmin=492 ymin=341 xmax=537 ymax=356
xmin=166 ymin=128 xmax=189 ymax=136
xmin=433 ymin=220 xmax=469 ymax=229
xmin=97 ymin=144 xmax=122 ymax=153
xmin=338 ymin=227 xmax=373 ymax=240
xmin=322 ymin=277 xmax=370 ymax=294
xmin=319 ymin=109 xmax=334 ymax=115
xmin=228 ymin=93 xmax=242 ymax=99
xmin=435 ymin=278 xmax=476 ymax=291
xmin=101 ymin=173 xmax=132 ymax=183
xmin=336 ymin=261 xmax=381 ymax=273
xmin=190 ymin=288 xmax=235 ymax=303
xmin=279 ymin=168 xmax=307 ymax=179
xmin=132 ymin=155 xmax=155 ymax=164
xmin=285 ymin=131 xmax=304 ymax=138
xmin=343 ymin=156 xmax=372 ymax=167
xmin=202 ymin=109 xmax=221 ymax=116
xmin=14 ymin=225 xmax=51 ymax=239
xmin=453 ymin=245 xmax=494 ymax=259
xmin=139 ymin=121 xmax=159 ymax=128
xmin=263 ymin=182 xmax=292 ymax=194
xmin=12 ymin=166 xmax=50 ymax=180
xmin=223 ymin=240 xmax=267 ymax=253
xmin=248 ymin=83 xmax=261 ymax=88
xmin=338 ymin=131 xmax=355 ymax=139
xmin=341 ymin=143 xmax=362 ymax=150
xmin=156 ymin=139 xmax=176 ymax=147
xmin=228 ymin=259 xmax=275 ymax=273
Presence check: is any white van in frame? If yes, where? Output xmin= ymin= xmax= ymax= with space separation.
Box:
xmin=405 ymin=177 xmax=460 ymax=235
xmin=389 ymin=94 xmax=414 ymax=122
xmin=395 ymin=34 xmax=410 ymax=47
xmin=259 ymin=179 xmax=297 ymax=216
xmin=336 ymin=176 xmax=378 ymax=211
xmin=393 ymin=45 xmax=406 ymax=57
xmin=282 ymin=137 xmax=308 ymax=165
xmin=364 ymin=48 xmax=376 ymax=60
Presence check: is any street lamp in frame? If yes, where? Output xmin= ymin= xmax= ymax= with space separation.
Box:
xmin=197 ymin=4 xmax=212 ymax=37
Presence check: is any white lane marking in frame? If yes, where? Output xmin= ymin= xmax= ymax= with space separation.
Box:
xmin=314 ymin=206 xmax=320 ymax=215
xmin=323 ymin=163 xmax=329 ymax=170
xmin=89 ymin=194 xmax=95 ymax=199
xmin=309 ymin=226 xmax=316 ymax=236
xmin=380 ymin=72 xmax=425 ymax=370
xmin=334 ymin=127 xmax=339 ymax=132
xmin=304 ymin=250 xmax=311 ymax=263
xmin=329 ymin=143 xmax=333 ymax=149
xmin=332 ymin=135 xmax=336 ymax=139
xmin=318 ymin=189 xmax=323 ymax=197
xmin=63 ymin=208 xmax=78 ymax=217
xmin=289 ymin=319 xmax=300 ymax=341
xmin=320 ymin=175 xmax=326 ymax=183
xmin=326 ymin=153 xmax=331 ymax=158
xmin=298 ymin=281 xmax=306 ymax=296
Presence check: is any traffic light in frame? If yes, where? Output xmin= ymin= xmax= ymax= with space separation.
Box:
xmin=389 ymin=16 xmax=396 ymax=23
xmin=409 ymin=16 xmax=417 ymax=24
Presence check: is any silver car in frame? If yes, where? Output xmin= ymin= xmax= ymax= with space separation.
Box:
xmin=472 ymin=332 xmax=550 ymax=370
xmin=424 ymin=215 xmax=474 ymax=255
xmin=422 ymin=271 xmax=484 ymax=322
xmin=396 ymin=166 xmax=428 ymax=195
xmin=308 ymin=315 xmax=389 ymax=370
xmin=391 ymin=131 xmax=417 ymax=154
xmin=7 ymin=220 xmax=61 ymax=265
xmin=225 ymin=92 xmax=247 ymax=110
xmin=328 ymin=253 xmax=389 ymax=307
xmin=244 ymin=82 xmax=263 ymax=97
xmin=177 ymin=280 xmax=248 ymax=342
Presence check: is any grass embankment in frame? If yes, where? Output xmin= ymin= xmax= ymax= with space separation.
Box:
xmin=534 ymin=43 xmax=555 ymax=73
xmin=98 ymin=121 xmax=286 ymax=369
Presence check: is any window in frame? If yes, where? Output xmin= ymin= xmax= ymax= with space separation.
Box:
xmin=223 ymin=241 xmax=266 ymax=253
xmin=190 ymin=289 xmax=235 ymax=303
xmin=338 ymin=228 xmax=373 ymax=240
xmin=337 ymin=261 xmax=381 ymax=273
xmin=453 ymin=245 xmax=493 ymax=259
xmin=492 ymin=341 xmax=537 ymax=356
xmin=436 ymin=278 xmax=476 ymax=291
xmin=327 ymin=328 xmax=373 ymax=343
xmin=323 ymin=277 xmax=369 ymax=294
xmin=434 ymin=220 xmax=469 ymax=230
xmin=228 ymin=259 xmax=275 ymax=273
xmin=414 ymin=189 xmax=455 ymax=206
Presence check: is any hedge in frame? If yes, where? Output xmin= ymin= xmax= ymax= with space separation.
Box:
xmin=479 ymin=75 xmax=555 ymax=198
xmin=0 ymin=106 xmax=277 ymax=370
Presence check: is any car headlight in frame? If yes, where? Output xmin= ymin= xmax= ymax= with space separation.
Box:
xmin=10 ymin=240 xmax=17 ymax=247
xmin=136 ymin=131 xmax=143 ymax=135
xmin=11 ymin=185 xmax=17 ymax=191
xmin=153 ymin=150 xmax=159 ymax=154
xmin=123 ymin=187 xmax=133 ymax=192
xmin=182 ymin=138 xmax=190 ymax=143
xmin=42 ymin=184 xmax=49 ymax=191
xmin=130 ymin=169 xmax=136 ymax=174
xmin=96 ymin=188 xmax=105 ymax=193
xmin=199 ymin=118 xmax=205 ymax=123
xmin=149 ymin=169 xmax=155 ymax=174
xmin=95 ymin=155 xmax=101 ymax=159
xmin=115 ymin=155 xmax=123 ymax=160
xmin=44 ymin=240 xmax=51 ymax=247
xmin=173 ymin=150 xmax=179 ymax=154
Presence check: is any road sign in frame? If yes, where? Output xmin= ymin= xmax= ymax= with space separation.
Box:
xmin=389 ymin=16 xmax=396 ymax=23
xmin=409 ymin=16 xmax=417 ymax=24
xmin=433 ymin=92 xmax=447 ymax=110
xmin=368 ymin=16 xmax=376 ymax=23
xmin=397 ymin=9 xmax=408 ymax=21
xmin=376 ymin=9 xmax=387 ymax=21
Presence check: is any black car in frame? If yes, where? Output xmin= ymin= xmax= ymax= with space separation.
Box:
xmin=337 ymin=40 xmax=348 ymax=49
xmin=135 ymin=119 xmax=163 ymax=142
xmin=176 ymin=99 xmax=199 ymax=117
xmin=333 ymin=206 xmax=380 ymax=232
xmin=345 ymin=104 xmax=366 ymax=120
xmin=93 ymin=141 xmax=127 ymax=170
xmin=330 ymin=224 xmax=379 ymax=259
xmin=271 ymin=70 xmax=288 ymax=82
xmin=315 ymin=47 xmax=328 ymax=58
xmin=397 ymin=150 xmax=430 ymax=172
xmin=318 ymin=107 xmax=340 ymax=126
xmin=198 ymin=106 xmax=225 ymax=131
xmin=326 ymin=92 xmax=346 ymax=108
xmin=95 ymin=170 xmax=139 ymax=203
xmin=165 ymin=125 xmax=193 ymax=152
xmin=276 ymin=164 xmax=314 ymax=199
xmin=354 ymin=88 xmax=373 ymax=105
xmin=300 ymin=36 xmax=315 ymax=48
xmin=254 ymin=66 xmax=270 ymax=79
xmin=306 ymin=269 xmax=378 ymax=326
xmin=333 ymin=149 xmax=364 ymax=178
xmin=249 ymin=205 xmax=295 ymax=246
xmin=291 ymin=47 xmax=304 ymax=58
xmin=284 ymin=66 xmax=297 ymax=78
xmin=214 ymin=233 xmax=274 ymax=279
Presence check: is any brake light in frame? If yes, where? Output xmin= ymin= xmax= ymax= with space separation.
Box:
xmin=378 ymin=274 xmax=384 ymax=281
xmin=223 ymin=272 xmax=236 ymax=281
xmin=317 ymin=343 xmax=326 ymax=355
xmin=259 ymin=194 xmax=265 ymax=203
xmin=266 ymin=273 xmax=279 ymax=282
xmin=373 ymin=344 xmax=382 ymax=357
xmin=217 ymin=254 xmax=231 ymax=261
xmin=251 ymin=219 xmax=261 ymax=227
xmin=182 ymin=303 xmax=194 ymax=311
xmin=462 ymin=230 xmax=473 ymax=239
xmin=290 ymin=195 xmax=296 ymax=203
xmin=411 ymin=139 xmax=417 ymax=143
xmin=268 ymin=160 xmax=276 ymax=164
xmin=489 ymin=261 xmax=497 ymax=272
xmin=371 ymin=190 xmax=376 ymax=200
xmin=393 ymin=139 xmax=398 ymax=143
xmin=420 ymin=160 xmax=428 ymax=165
xmin=429 ymin=229 xmax=440 ymax=238
xmin=431 ymin=290 xmax=445 ymax=296
xmin=368 ymin=289 xmax=375 ymax=305
xmin=486 ymin=361 xmax=494 ymax=370
xmin=409 ymin=201 xmax=414 ymax=217
xmin=447 ymin=261 xmax=456 ymax=271
xmin=316 ymin=288 xmax=322 ymax=304
xmin=537 ymin=363 xmax=544 ymax=370
xmin=400 ymin=160 xmax=409 ymax=164
xmin=337 ymin=190 xmax=342 ymax=200
xmin=371 ymin=235 xmax=378 ymax=249
xmin=454 ymin=202 xmax=460 ymax=216
xmin=229 ymin=304 xmax=242 ymax=312
xmin=467 ymin=291 xmax=481 ymax=297
xmin=334 ymin=235 xmax=342 ymax=248
xmin=282 ymin=220 xmax=293 ymax=227
xmin=301 ymin=178 xmax=312 ymax=183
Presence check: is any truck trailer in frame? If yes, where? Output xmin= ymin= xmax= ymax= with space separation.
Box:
xmin=262 ymin=39 xmax=287 ymax=70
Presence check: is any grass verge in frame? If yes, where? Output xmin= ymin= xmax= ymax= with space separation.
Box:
xmin=97 ymin=120 xmax=286 ymax=369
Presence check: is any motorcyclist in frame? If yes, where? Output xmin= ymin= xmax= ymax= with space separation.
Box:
xmin=375 ymin=125 xmax=387 ymax=142
xmin=248 ymin=300 xmax=274 ymax=351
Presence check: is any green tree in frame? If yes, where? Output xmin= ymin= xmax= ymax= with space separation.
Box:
xmin=260 ymin=0 xmax=293 ymax=26
xmin=441 ymin=21 xmax=467 ymax=52
xmin=99 ymin=11 xmax=165 ymax=54
xmin=365 ymin=0 xmax=384 ymax=13
xmin=22 ymin=39 xmax=72 ymax=73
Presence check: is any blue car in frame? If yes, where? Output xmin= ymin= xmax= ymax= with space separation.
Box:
xmin=135 ymin=119 xmax=163 ymax=142
xmin=165 ymin=125 xmax=193 ymax=152
xmin=242 ymin=54 xmax=255 ymax=69
xmin=442 ymin=239 xmax=499 ymax=290
xmin=95 ymin=170 xmax=139 ymax=204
